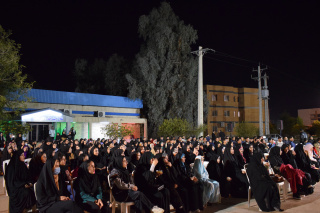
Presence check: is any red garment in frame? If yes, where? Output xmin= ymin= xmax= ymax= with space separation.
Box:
xmin=240 ymin=152 xmax=246 ymax=163
xmin=280 ymin=164 xmax=305 ymax=194
xmin=71 ymin=166 xmax=79 ymax=179
xmin=313 ymin=147 xmax=318 ymax=155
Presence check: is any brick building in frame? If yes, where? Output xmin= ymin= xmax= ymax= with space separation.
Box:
xmin=298 ymin=108 xmax=320 ymax=127
xmin=204 ymin=85 xmax=266 ymax=136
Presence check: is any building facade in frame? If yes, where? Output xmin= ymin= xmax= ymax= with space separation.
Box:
xmin=204 ymin=85 xmax=266 ymax=136
xmin=20 ymin=89 xmax=147 ymax=141
xmin=298 ymin=108 xmax=320 ymax=127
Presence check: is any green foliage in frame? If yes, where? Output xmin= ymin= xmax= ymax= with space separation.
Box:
xmin=158 ymin=118 xmax=207 ymax=138
xmin=104 ymin=54 xmax=130 ymax=96
xmin=280 ymin=112 xmax=304 ymax=136
xmin=126 ymin=2 xmax=207 ymax=137
xmin=0 ymin=25 xmax=33 ymax=135
xmin=234 ymin=122 xmax=259 ymax=138
xmin=74 ymin=58 xmax=107 ymax=94
xmin=269 ymin=122 xmax=278 ymax=134
xmin=74 ymin=54 xmax=130 ymax=97
xmin=101 ymin=122 xmax=134 ymax=139
xmin=0 ymin=121 xmax=31 ymax=136
xmin=307 ymin=120 xmax=320 ymax=137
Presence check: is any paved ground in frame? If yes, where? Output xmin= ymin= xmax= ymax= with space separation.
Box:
xmin=0 ymin=176 xmax=319 ymax=213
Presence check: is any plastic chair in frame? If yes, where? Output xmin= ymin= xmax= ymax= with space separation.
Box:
xmin=24 ymin=158 xmax=31 ymax=165
xmin=107 ymin=174 xmax=134 ymax=213
xmin=2 ymin=159 xmax=10 ymax=196
xmin=269 ymin=167 xmax=288 ymax=201
xmin=203 ymin=161 xmax=209 ymax=169
xmin=243 ymin=164 xmax=252 ymax=207
xmin=34 ymin=182 xmax=37 ymax=200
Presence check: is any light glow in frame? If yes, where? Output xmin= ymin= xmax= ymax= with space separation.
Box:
xmin=22 ymin=109 xmax=63 ymax=122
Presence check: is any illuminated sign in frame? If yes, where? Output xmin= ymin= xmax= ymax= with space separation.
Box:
xmin=22 ymin=109 xmax=64 ymax=122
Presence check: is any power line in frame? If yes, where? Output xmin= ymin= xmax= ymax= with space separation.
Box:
xmin=198 ymin=48 xmax=320 ymax=92
xmin=207 ymin=50 xmax=259 ymax=64
xmin=203 ymin=55 xmax=253 ymax=69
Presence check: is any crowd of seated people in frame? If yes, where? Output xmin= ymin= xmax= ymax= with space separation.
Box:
xmin=1 ymin=132 xmax=320 ymax=213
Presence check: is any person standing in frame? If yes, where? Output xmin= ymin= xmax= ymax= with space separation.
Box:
xmin=0 ymin=132 xmax=5 ymax=148
xmin=49 ymin=126 xmax=55 ymax=142
xmin=70 ymin=127 xmax=76 ymax=141
xmin=211 ymin=131 xmax=216 ymax=142
xmin=218 ymin=130 xmax=225 ymax=141
xmin=300 ymin=129 xmax=308 ymax=144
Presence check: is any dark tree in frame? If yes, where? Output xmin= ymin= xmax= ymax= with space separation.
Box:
xmin=126 ymin=2 xmax=208 ymax=137
xmin=74 ymin=58 xmax=106 ymax=94
xmin=104 ymin=54 xmax=130 ymax=97
xmin=74 ymin=54 xmax=130 ymax=97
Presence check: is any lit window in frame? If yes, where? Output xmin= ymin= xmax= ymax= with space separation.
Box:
xmin=212 ymin=94 xmax=217 ymax=101
xmin=224 ymin=95 xmax=229 ymax=102
xmin=238 ymin=111 xmax=240 ymax=117
xmin=234 ymin=111 xmax=236 ymax=117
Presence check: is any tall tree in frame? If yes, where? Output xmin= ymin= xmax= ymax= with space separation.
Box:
xmin=104 ymin=54 xmax=130 ymax=97
xmin=74 ymin=58 xmax=106 ymax=94
xmin=280 ymin=111 xmax=303 ymax=136
xmin=126 ymin=2 xmax=208 ymax=137
xmin=0 ymin=26 xmax=33 ymax=135
xmin=74 ymin=54 xmax=130 ymax=97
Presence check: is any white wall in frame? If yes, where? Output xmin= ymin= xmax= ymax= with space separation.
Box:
xmin=92 ymin=122 xmax=110 ymax=140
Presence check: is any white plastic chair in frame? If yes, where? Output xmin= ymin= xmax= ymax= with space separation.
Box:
xmin=203 ymin=161 xmax=209 ymax=169
xmin=24 ymin=158 xmax=32 ymax=168
xmin=33 ymin=182 xmax=37 ymax=200
xmin=2 ymin=159 xmax=10 ymax=196
xmin=107 ymin=175 xmax=134 ymax=213
xmin=244 ymin=164 xmax=252 ymax=207
xmin=269 ymin=167 xmax=288 ymax=201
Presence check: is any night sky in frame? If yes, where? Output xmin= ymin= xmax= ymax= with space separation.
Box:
xmin=1 ymin=0 xmax=319 ymax=120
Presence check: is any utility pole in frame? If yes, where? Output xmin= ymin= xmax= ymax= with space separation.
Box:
xmin=262 ymin=73 xmax=270 ymax=135
xmin=252 ymin=63 xmax=267 ymax=136
xmin=191 ymin=46 xmax=214 ymax=138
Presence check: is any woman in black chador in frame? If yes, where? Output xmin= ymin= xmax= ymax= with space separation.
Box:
xmin=247 ymin=152 xmax=283 ymax=212
xmin=29 ymin=152 xmax=47 ymax=183
xmin=5 ymin=150 xmax=36 ymax=213
xmin=36 ymin=157 xmax=82 ymax=213
xmin=207 ymin=154 xmax=230 ymax=198
xmin=110 ymin=156 xmax=163 ymax=213
xmin=294 ymin=143 xmax=320 ymax=185
xmin=174 ymin=153 xmax=204 ymax=212
xmin=134 ymin=152 xmax=170 ymax=213
xmin=223 ymin=145 xmax=248 ymax=198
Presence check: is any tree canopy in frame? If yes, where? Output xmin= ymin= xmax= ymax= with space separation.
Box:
xmin=279 ymin=112 xmax=304 ymax=136
xmin=234 ymin=122 xmax=259 ymax=138
xmin=126 ymin=2 xmax=208 ymax=137
xmin=101 ymin=122 xmax=133 ymax=139
xmin=0 ymin=25 xmax=33 ymax=135
xmin=74 ymin=54 xmax=130 ymax=97
xmin=158 ymin=117 xmax=207 ymax=138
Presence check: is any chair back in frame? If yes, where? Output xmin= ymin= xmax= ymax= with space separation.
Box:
xmin=24 ymin=158 xmax=31 ymax=168
xmin=244 ymin=164 xmax=251 ymax=185
xmin=3 ymin=159 xmax=10 ymax=196
xmin=34 ymin=182 xmax=37 ymax=200
xmin=2 ymin=159 xmax=10 ymax=176
xmin=107 ymin=174 xmax=116 ymax=204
